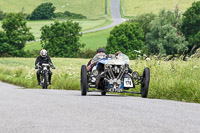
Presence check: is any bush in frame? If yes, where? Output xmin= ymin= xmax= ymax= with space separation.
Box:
xmin=106 ymin=23 xmax=144 ymax=59
xmin=30 ymin=2 xmax=55 ymax=20
xmin=54 ymin=11 xmax=86 ymax=19
xmin=146 ymin=9 xmax=188 ymax=56
xmin=40 ymin=20 xmax=85 ymax=57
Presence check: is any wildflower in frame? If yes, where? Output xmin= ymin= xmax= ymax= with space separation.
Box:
xmin=143 ymin=54 xmax=147 ymax=57
xmin=193 ymin=66 xmax=198 ymax=68
xmin=146 ymin=58 xmax=150 ymax=61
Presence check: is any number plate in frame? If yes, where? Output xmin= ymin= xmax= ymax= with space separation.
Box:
xmin=124 ymin=78 xmax=133 ymax=87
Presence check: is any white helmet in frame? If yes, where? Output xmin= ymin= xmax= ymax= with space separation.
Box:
xmin=40 ymin=49 xmax=47 ymax=57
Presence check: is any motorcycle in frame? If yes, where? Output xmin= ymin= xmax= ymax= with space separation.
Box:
xmin=35 ymin=63 xmax=54 ymax=89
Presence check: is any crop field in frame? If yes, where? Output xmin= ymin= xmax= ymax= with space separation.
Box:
xmin=0 ymin=57 xmax=200 ymax=103
xmin=0 ymin=0 xmax=106 ymax=19
xmin=121 ymin=0 xmax=196 ymax=16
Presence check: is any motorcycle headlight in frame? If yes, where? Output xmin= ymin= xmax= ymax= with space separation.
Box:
xmin=92 ymin=70 xmax=98 ymax=76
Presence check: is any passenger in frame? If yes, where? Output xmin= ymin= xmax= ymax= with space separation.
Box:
xmin=87 ymin=48 xmax=106 ymax=72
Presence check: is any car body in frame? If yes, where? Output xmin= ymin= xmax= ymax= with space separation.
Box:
xmin=81 ymin=53 xmax=150 ymax=97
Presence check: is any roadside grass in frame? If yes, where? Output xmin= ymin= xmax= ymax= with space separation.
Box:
xmin=0 ymin=57 xmax=200 ymax=103
xmin=121 ymin=0 xmax=196 ymax=17
xmin=0 ymin=0 xmax=106 ymax=19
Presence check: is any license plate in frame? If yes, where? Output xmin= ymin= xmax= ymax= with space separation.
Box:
xmin=124 ymin=78 xmax=133 ymax=87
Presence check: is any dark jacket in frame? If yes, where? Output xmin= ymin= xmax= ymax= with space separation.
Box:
xmin=35 ymin=56 xmax=53 ymax=66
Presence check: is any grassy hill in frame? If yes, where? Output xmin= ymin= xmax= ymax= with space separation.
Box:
xmin=121 ymin=0 xmax=197 ymax=16
xmin=0 ymin=0 xmax=106 ymax=19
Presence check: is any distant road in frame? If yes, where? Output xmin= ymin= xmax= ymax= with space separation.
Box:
xmin=0 ymin=81 xmax=200 ymax=133
xmin=82 ymin=0 xmax=126 ymax=33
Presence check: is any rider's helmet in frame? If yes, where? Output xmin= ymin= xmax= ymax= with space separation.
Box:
xmin=40 ymin=49 xmax=47 ymax=57
xmin=96 ymin=48 xmax=106 ymax=54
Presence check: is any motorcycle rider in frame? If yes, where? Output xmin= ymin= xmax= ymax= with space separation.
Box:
xmin=87 ymin=48 xmax=106 ymax=72
xmin=35 ymin=49 xmax=55 ymax=85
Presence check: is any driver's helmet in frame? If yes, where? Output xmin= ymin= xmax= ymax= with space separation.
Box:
xmin=96 ymin=48 xmax=106 ymax=54
xmin=40 ymin=49 xmax=47 ymax=57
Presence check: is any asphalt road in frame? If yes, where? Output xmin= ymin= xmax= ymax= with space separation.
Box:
xmin=82 ymin=0 xmax=126 ymax=34
xmin=0 ymin=81 xmax=200 ymax=133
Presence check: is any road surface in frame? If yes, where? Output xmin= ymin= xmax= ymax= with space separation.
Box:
xmin=0 ymin=81 xmax=200 ymax=133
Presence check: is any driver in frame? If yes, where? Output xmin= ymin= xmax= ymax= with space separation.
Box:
xmin=87 ymin=48 xmax=106 ymax=72
xmin=35 ymin=49 xmax=55 ymax=85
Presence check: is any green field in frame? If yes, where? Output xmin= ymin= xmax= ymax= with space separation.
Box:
xmin=0 ymin=57 xmax=200 ymax=103
xmin=0 ymin=0 xmax=106 ymax=19
xmin=121 ymin=0 xmax=197 ymax=16
xmin=81 ymin=28 xmax=113 ymax=50
xmin=0 ymin=19 xmax=112 ymax=39
xmin=24 ymin=27 xmax=113 ymax=51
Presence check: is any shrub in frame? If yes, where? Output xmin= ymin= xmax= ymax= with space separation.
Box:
xmin=30 ymin=2 xmax=55 ymax=20
xmin=54 ymin=11 xmax=86 ymax=19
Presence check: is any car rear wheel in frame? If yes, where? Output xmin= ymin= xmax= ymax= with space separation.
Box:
xmin=141 ymin=67 xmax=150 ymax=98
xmin=81 ymin=65 xmax=88 ymax=96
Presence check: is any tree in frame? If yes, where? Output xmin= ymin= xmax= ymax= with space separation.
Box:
xmin=146 ymin=9 xmax=188 ymax=56
xmin=30 ymin=2 xmax=55 ymax=20
xmin=40 ymin=20 xmax=85 ymax=57
xmin=106 ymin=23 xmax=144 ymax=59
xmin=0 ymin=12 xmax=34 ymax=56
xmin=128 ymin=13 xmax=156 ymax=36
xmin=182 ymin=1 xmax=200 ymax=51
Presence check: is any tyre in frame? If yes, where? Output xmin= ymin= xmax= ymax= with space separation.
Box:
xmin=141 ymin=67 xmax=150 ymax=98
xmin=81 ymin=65 xmax=88 ymax=96
xmin=43 ymin=72 xmax=48 ymax=89
xmin=101 ymin=91 xmax=106 ymax=96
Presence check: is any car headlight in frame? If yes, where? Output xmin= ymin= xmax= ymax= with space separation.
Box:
xmin=132 ymin=71 xmax=139 ymax=79
xmin=92 ymin=70 xmax=98 ymax=76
